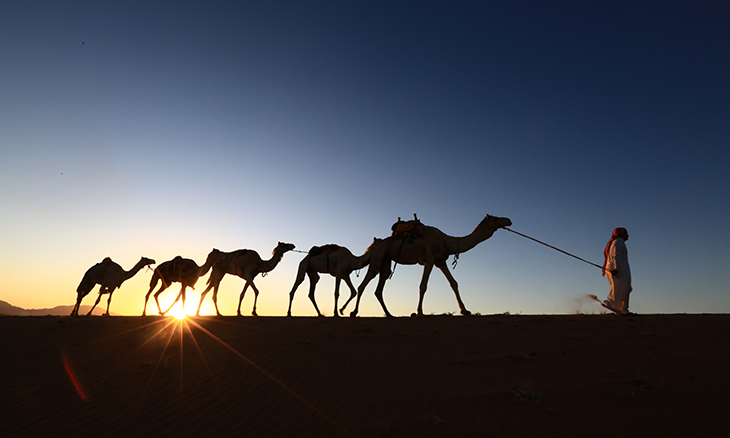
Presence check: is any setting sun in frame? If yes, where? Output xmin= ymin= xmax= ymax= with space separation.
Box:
xmin=167 ymin=303 xmax=191 ymax=320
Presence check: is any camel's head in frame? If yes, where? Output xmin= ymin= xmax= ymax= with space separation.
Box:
xmin=483 ymin=214 xmax=512 ymax=229
xmin=141 ymin=257 xmax=156 ymax=267
xmin=274 ymin=242 xmax=296 ymax=254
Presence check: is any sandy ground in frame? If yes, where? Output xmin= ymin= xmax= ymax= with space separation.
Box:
xmin=2 ymin=313 xmax=729 ymax=437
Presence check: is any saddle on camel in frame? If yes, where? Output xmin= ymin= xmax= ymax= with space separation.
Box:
xmin=391 ymin=214 xmax=427 ymax=240
xmin=390 ymin=214 xmax=427 ymax=268
xmin=308 ymin=244 xmax=342 ymax=274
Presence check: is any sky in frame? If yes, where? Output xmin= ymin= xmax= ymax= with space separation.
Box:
xmin=1 ymin=1 xmax=729 ymax=317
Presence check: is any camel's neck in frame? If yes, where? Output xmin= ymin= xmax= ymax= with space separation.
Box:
xmin=124 ymin=260 xmax=149 ymax=280
xmin=199 ymin=254 xmax=220 ymax=277
xmin=447 ymin=222 xmax=500 ymax=255
xmin=353 ymin=251 xmax=371 ymax=269
xmin=262 ymin=251 xmax=286 ymax=273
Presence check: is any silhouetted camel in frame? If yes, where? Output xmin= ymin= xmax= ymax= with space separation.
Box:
xmin=72 ymin=256 xmax=155 ymax=316
xmin=195 ymin=242 xmax=295 ymax=316
xmin=350 ymin=214 xmax=512 ymax=317
xmin=287 ymin=240 xmax=378 ymax=317
xmin=142 ymin=252 xmax=218 ymax=316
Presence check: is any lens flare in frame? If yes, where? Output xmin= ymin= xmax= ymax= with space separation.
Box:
xmin=62 ymin=354 xmax=88 ymax=402
xmin=167 ymin=303 xmax=189 ymax=320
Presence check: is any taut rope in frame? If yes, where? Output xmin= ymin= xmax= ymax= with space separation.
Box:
xmin=503 ymin=227 xmax=607 ymax=272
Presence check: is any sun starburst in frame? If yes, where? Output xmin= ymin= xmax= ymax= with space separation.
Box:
xmin=167 ymin=303 xmax=191 ymax=320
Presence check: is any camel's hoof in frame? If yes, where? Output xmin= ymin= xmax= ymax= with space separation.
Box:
xmin=349 ymin=311 xmax=358 ymax=318
xmin=461 ymin=310 xmax=473 ymax=316
xmin=286 ymin=313 xmax=292 ymax=317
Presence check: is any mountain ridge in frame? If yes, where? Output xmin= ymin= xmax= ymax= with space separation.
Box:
xmin=0 ymin=300 xmax=117 ymax=316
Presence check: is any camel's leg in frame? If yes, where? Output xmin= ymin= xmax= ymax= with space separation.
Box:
xmin=103 ymin=290 xmax=115 ymax=316
xmin=242 ymin=282 xmax=261 ymax=317
xmin=307 ymin=272 xmax=323 ymax=317
xmin=196 ymin=284 xmax=214 ymax=316
xmin=339 ymin=275 xmax=358 ymax=315
xmin=251 ymin=283 xmax=261 ymax=317
xmin=71 ymin=295 xmax=83 ymax=316
xmin=373 ymin=263 xmax=394 ymax=318
xmin=161 ymin=286 xmax=185 ymax=316
xmin=287 ymin=262 xmax=309 ymax=317
xmin=416 ymin=262 xmax=435 ymax=317
xmin=153 ymin=285 xmax=170 ymax=315
xmin=87 ymin=292 xmax=104 ymax=316
xmin=437 ymin=262 xmax=470 ymax=316
xmin=212 ymin=287 xmax=222 ymax=316
xmin=143 ymin=276 xmax=160 ymax=316
xmin=142 ymin=287 xmax=153 ymax=316
xmin=144 ymin=284 xmax=167 ymax=316
xmin=351 ymin=264 xmax=381 ymax=317
xmin=238 ymin=283 xmax=250 ymax=316
xmin=332 ymin=277 xmax=342 ymax=318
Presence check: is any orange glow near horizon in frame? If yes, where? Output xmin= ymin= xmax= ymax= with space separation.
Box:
xmin=166 ymin=301 xmax=192 ymax=320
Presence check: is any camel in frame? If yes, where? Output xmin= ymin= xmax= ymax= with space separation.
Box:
xmin=349 ymin=214 xmax=512 ymax=317
xmin=72 ymin=256 xmax=156 ymax=316
xmin=141 ymin=251 xmax=219 ymax=316
xmin=194 ymin=242 xmax=296 ymax=316
xmin=286 ymin=240 xmax=378 ymax=317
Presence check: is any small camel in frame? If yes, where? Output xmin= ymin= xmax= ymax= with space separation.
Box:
xmin=350 ymin=214 xmax=512 ymax=317
xmin=142 ymin=252 xmax=218 ymax=316
xmin=286 ymin=240 xmax=378 ymax=317
xmin=72 ymin=256 xmax=156 ymax=316
xmin=195 ymin=242 xmax=296 ymax=316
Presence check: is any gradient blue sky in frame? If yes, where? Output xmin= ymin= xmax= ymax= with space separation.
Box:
xmin=2 ymin=1 xmax=728 ymax=316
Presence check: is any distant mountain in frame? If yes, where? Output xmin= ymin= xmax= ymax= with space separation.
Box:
xmin=0 ymin=300 xmax=115 ymax=316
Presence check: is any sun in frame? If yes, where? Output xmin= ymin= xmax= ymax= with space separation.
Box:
xmin=167 ymin=303 xmax=191 ymax=320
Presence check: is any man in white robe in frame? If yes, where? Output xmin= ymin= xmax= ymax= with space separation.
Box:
xmin=602 ymin=228 xmax=632 ymax=315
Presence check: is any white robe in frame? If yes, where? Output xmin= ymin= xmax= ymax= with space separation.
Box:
xmin=604 ymin=238 xmax=632 ymax=314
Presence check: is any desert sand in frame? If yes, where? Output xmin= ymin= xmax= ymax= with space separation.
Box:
xmin=2 ymin=313 xmax=728 ymax=437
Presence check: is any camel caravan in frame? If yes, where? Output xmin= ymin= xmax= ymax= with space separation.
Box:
xmin=72 ymin=214 xmax=512 ymax=317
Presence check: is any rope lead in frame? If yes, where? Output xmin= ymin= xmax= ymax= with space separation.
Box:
xmin=503 ymin=227 xmax=607 ymax=272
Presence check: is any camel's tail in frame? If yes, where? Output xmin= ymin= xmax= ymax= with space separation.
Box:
xmin=205 ymin=268 xmax=225 ymax=287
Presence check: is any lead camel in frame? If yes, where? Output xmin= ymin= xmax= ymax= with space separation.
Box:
xmin=350 ymin=214 xmax=512 ymax=317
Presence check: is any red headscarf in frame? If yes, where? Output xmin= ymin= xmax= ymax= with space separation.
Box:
xmin=602 ymin=228 xmax=627 ymax=276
